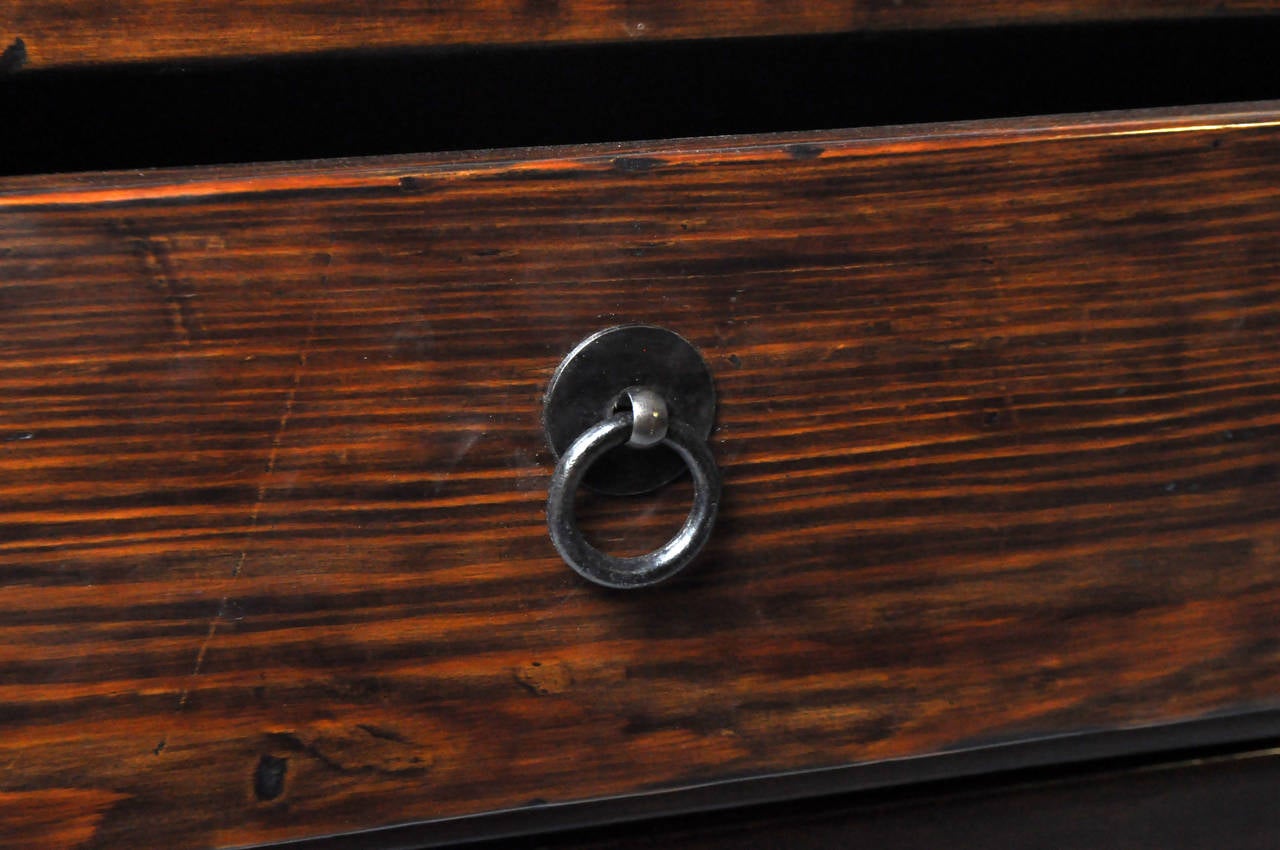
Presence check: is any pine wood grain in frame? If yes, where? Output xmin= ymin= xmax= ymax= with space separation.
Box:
xmin=0 ymin=789 xmax=128 ymax=850
xmin=2 ymin=104 xmax=1280 ymax=847
xmin=4 ymin=0 xmax=1280 ymax=71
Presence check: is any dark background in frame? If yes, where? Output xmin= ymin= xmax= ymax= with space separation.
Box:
xmin=3 ymin=17 xmax=1280 ymax=176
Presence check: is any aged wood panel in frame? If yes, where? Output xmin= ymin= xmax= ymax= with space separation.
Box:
xmin=0 ymin=789 xmax=128 ymax=849
xmin=4 ymin=0 xmax=1280 ymax=71
xmin=2 ymin=103 xmax=1280 ymax=848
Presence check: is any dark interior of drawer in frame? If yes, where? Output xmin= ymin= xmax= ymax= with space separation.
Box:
xmin=3 ymin=16 xmax=1280 ymax=175
xmin=458 ymin=744 xmax=1280 ymax=850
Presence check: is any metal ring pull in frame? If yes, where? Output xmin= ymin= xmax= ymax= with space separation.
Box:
xmin=546 ymin=394 xmax=721 ymax=589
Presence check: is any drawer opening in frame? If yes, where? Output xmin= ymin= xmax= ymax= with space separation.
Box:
xmin=3 ymin=16 xmax=1280 ymax=176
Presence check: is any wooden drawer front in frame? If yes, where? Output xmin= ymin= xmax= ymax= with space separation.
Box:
xmin=7 ymin=1 xmax=1274 ymax=70
xmin=2 ymin=104 xmax=1280 ymax=848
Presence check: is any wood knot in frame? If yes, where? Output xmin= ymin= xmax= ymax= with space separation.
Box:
xmin=254 ymin=754 xmax=288 ymax=802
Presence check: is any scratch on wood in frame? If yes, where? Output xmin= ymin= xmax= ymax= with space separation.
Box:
xmin=173 ymin=306 xmax=319 ymax=713
xmin=132 ymin=236 xmax=201 ymax=346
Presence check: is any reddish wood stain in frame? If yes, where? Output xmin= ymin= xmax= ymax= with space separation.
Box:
xmin=1 ymin=104 xmax=1279 ymax=846
xmin=4 ymin=1 xmax=1279 ymax=70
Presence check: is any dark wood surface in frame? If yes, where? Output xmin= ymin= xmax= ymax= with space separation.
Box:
xmin=2 ymin=103 xmax=1280 ymax=848
xmin=4 ymin=0 xmax=1280 ymax=71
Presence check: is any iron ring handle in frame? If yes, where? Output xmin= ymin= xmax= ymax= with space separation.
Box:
xmin=546 ymin=412 xmax=721 ymax=589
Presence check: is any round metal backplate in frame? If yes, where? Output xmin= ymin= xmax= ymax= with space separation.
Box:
xmin=543 ymin=325 xmax=716 ymax=495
